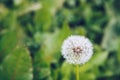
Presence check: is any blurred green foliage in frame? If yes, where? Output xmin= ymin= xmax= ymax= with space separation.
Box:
xmin=0 ymin=0 xmax=120 ymax=80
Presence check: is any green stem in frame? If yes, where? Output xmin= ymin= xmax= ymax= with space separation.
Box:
xmin=76 ymin=65 xmax=79 ymax=80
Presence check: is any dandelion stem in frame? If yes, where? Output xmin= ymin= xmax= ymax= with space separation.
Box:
xmin=76 ymin=65 xmax=79 ymax=80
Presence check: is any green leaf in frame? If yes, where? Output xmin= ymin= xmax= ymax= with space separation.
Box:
xmin=73 ymin=27 xmax=87 ymax=36
xmin=0 ymin=46 xmax=33 ymax=80
xmin=61 ymin=61 xmax=74 ymax=80
xmin=34 ymin=7 xmax=52 ymax=31
xmin=0 ymin=4 xmax=9 ymax=19
xmin=37 ymin=24 xmax=71 ymax=64
xmin=90 ymin=51 xmax=109 ymax=66
xmin=39 ymin=68 xmax=51 ymax=80
xmin=117 ymin=41 xmax=120 ymax=63
xmin=101 ymin=18 xmax=120 ymax=51
xmin=0 ymin=31 xmax=18 ymax=63
xmin=79 ymin=72 xmax=96 ymax=80
xmin=3 ymin=11 xmax=17 ymax=29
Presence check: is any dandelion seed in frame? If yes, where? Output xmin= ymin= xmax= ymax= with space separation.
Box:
xmin=61 ymin=35 xmax=93 ymax=65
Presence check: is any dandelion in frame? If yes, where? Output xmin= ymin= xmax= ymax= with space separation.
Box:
xmin=61 ymin=35 xmax=93 ymax=80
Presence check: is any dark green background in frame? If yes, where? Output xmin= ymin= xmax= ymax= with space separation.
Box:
xmin=0 ymin=0 xmax=120 ymax=80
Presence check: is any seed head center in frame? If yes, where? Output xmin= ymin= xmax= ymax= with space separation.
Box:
xmin=73 ymin=47 xmax=82 ymax=54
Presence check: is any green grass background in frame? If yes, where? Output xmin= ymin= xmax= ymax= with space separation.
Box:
xmin=0 ymin=0 xmax=120 ymax=80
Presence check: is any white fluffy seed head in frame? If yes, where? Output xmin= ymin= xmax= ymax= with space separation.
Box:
xmin=61 ymin=35 xmax=93 ymax=65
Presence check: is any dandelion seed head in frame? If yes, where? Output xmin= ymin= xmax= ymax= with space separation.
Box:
xmin=61 ymin=35 xmax=93 ymax=65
